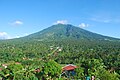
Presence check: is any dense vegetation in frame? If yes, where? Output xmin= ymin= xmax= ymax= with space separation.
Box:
xmin=0 ymin=24 xmax=120 ymax=80
xmin=0 ymin=39 xmax=120 ymax=80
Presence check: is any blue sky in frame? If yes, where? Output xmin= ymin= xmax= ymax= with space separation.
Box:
xmin=0 ymin=0 xmax=120 ymax=39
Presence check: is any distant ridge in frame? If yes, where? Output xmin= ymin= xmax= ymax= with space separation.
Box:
xmin=22 ymin=24 xmax=119 ymax=41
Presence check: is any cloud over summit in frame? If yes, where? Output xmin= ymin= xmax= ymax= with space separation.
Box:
xmin=79 ymin=23 xmax=89 ymax=28
xmin=54 ymin=20 xmax=68 ymax=24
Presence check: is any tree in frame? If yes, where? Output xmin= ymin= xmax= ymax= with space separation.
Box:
xmin=43 ymin=60 xmax=62 ymax=79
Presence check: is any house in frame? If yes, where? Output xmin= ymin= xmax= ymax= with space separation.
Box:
xmin=61 ymin=64 xmax=78 ymax=78
xmin=0 ymin=68 xmax=2 ymax=71
xmin=62 ymin=64 xmax=77 ymax=71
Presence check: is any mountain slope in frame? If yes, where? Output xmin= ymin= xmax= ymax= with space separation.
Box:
xmin=24 ymin=24 xmax=119 ymax=41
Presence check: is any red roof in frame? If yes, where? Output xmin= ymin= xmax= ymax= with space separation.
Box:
xmin=63 ymin=64 xmax=77 ymax=71
xmin=0 ymin=68 xmax=2 ymax=71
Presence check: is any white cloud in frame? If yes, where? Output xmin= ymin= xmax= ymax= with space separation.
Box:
xmin=79 ymin=23 xmax=89 ymax=28
xmin=0 ymin=32 xmax=10 ymax=39
xmin=0 ymin=32 xmax=29 ymax=40
xmin=54 ymin=20 xmax=68 ymax=24
xmin=10 ymin=20 xmax=23 ymax=26
xmin=0 ymin=32 xmax=7 ymax=36
xmin=90 ymin=18 xmax=111 ymax=23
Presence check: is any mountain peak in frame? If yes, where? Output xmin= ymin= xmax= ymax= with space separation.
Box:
xmin=25 ymin=24 xmax=119 ymax=41
xmin=52 ymin=23 xmax=74 ymax=28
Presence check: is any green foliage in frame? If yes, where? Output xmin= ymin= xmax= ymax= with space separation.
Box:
xmin=8 ymin=63 xmax=23 ymax=73
xmin=74 ymin=66 xmax=84 ymax=79
xmin=0 ymin=24 xmax=120 ymax=79
xmin=97 ymin=69 xmax=119 ymax=80
xmin=43 ymin=60 xmax=62 ymax=79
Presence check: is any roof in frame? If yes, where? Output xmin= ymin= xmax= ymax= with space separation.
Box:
xmin=62 ymin=64 xmax=77 ymax=71
xmin=0 ymin=68 xmax=2 ymax=71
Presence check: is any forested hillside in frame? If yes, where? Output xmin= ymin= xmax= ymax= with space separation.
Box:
xmin=23 ymin=24 xmax=120 ymax=41
xmin=0 ymin=24 xmax=120 ymax=80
